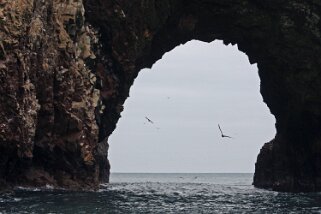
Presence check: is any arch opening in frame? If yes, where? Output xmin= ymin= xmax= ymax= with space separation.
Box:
xmin=109 ymin=40 xmax=276 ymax=174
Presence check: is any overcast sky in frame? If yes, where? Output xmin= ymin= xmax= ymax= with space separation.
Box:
xmin=109 ymin=40 xmax=276 ymax=173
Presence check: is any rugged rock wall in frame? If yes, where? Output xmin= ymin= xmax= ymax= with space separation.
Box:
xmin=0 ymin=0 xmax=108 ymax=190
xmin=85 ymin=0 xmax=321 ymax=192
xmin=1 ymin=0 xmax=321 ymax=192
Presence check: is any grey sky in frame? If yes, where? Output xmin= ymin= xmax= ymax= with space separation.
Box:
xmin=109 ymin=40 xmax=276 ymax=173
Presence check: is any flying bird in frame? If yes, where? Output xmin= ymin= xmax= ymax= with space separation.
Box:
xmin=145 ymin=116 xmax=154 ymax=124
xmin=218 ymin=124 xmax=232 ymax=138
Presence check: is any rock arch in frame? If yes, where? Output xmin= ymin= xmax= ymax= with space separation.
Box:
xmin=85 ymin=0 xmax=321 ymax=192
xmin=0 ymin=0 xmax=320 ymax=192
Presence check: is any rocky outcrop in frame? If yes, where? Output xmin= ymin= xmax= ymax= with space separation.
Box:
xmin=1 ymin=0 xmax=321 ymax=192
xmin=0 ymin=0 xmax=106 ymax=190
xmin=85 ymin=0 xmax=321 ymax=192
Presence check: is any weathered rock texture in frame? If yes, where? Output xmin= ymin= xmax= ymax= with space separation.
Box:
xmin=1 ymin=0 xmax=321 ymax=192
xmin=0 ymin=0 xmax=106 ymax=190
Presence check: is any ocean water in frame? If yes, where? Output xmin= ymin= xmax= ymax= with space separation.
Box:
xmin=0 ymin=173 xmax=321 ymax=213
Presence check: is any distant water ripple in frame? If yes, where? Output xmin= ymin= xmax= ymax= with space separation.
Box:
xmin=0 ymin=173 xmax=321 ymax=213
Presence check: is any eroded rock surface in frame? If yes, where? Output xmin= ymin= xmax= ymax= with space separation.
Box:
xmin=0 ymin=0 xmax=106 ymax=190
xmin=85 ymin=0 xmax=321 ymax=192
xmin=1 ymin=0 xmax=321 ymax=192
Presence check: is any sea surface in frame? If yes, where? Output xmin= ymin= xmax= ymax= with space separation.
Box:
xmin=0 ymin=173 xmax=321 ymax=213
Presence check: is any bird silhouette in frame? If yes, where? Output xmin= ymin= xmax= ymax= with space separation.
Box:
xmin=218 ymin=124 xmax=232 ymax=138
xmin=145 ymin=116 xmax=154 ymax=124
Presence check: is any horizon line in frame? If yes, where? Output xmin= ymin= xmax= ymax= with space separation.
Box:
xmin=110 ymin=172 xmax=254 ymax=174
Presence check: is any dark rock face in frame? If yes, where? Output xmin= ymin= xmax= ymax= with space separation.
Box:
xmin=0 ymin=0 xmax=103 ymax=190
xmin=85 ymin=0 xmax=321 ymax=192
xmin=1 ymin=0 xmax=321 ymax=192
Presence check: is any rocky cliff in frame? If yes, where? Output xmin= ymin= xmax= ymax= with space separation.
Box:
xmin=0 ymin=0 xmax=321 ymax=192
xmin=0 ymin=0 xmax=106 ymax=189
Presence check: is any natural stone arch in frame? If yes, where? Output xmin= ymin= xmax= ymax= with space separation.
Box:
xmin=0 ymin=0 xmax=320 ymax=192
xmin=85 ymin=0 xmax=321 ymax=192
